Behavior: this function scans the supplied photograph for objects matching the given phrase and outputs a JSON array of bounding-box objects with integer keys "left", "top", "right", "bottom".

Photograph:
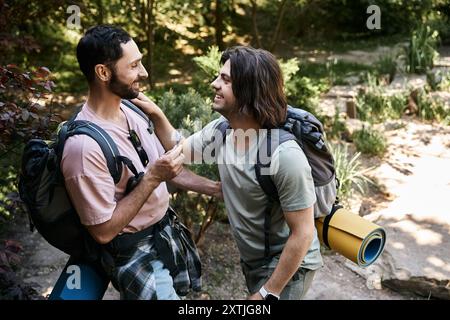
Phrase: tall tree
[
  {"left": 143, "top": 0, "right": 155, "bottom": 88},
  {"left": 270, "top": 0, "right": 288, "bottom": 52},
  {"left": 250, "top": 0, "right": 262, "bottom": 48},
  {"left": 95, "top": 0, "right": 105, "bottom": 25},
  {"left": 249, "top": 0, "right": 289, "bottom": 52},
  {"left": 214, "top": 0, "right": 225, "bottom": 50}
]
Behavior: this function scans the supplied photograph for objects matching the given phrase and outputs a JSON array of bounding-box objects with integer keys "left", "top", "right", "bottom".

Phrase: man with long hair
[{"left": 134, "top": 46, "right": 323, "bottom": 300}]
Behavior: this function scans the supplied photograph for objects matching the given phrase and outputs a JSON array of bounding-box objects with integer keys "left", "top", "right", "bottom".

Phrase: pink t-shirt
[{"left": 61, "top": 102, "right": 169, "bottom": 233}]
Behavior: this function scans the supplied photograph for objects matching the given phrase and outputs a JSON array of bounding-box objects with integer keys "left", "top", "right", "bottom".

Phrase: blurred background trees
[{"left": 1, "top": 0, "right": 449, "bottom": 245}]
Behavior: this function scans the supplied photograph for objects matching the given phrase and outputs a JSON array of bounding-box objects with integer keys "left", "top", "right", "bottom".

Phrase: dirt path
[{"left": 10, "top": 115, "right": 449, "bottom": 300}]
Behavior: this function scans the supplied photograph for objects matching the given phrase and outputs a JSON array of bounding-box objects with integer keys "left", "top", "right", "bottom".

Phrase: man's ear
[{"left": 94, "top": 64, "right": 112, "bottom": 82}]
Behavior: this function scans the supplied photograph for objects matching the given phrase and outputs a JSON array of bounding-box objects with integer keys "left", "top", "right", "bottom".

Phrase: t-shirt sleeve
[
  {"left": 184, "top": 116, "right": 226, "bottom": 164},
  {"left": 270, "top": 141, "right": 317, "bottom": 212},
  {"left": 61, "top": 135, "right": 116, "bottom": 226}
]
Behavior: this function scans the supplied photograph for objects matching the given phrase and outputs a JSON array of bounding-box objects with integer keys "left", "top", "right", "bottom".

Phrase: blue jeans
[{"left": 151, "top": 259, "right": 180, "bottom": 300}]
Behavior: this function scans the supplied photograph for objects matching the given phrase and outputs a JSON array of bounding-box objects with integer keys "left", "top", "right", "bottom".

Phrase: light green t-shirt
[{"left": 186, "top": 117, "right": 323, "bottom": 270}]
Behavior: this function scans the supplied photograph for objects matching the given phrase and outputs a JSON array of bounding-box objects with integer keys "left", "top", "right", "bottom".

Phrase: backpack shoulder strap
[
  {"left": 60, "top": 120, "right": 123, "bottom": 184},
  {"left": 215, "top": 118, "right": 231, "bottom": 143},
  {"left": 255, "top": 129, "right": 297, "bottom": 202},
  {"left": 254, "top": 129, "right": 297, "bottom": 262},
  {"left": 121, "top": 99, "right": 154, "bottom": 134}
]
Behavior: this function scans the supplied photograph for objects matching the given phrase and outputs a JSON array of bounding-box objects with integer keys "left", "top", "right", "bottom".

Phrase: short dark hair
[
  {"left": 76, "top": 25, "right": 131, "bottom": 83},
  {"left": 221, "top": 46, "right": 287, "bottom": 128}
]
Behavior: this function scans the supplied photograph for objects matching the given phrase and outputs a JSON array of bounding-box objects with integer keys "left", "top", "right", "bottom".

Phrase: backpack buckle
[{"left": 284, "top": 118, "right": 295, "bottom": 132}]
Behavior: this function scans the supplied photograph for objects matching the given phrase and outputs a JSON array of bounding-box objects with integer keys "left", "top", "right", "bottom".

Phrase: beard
[{"left": 108, "top": 69, "right": 142, "bottom": 100}]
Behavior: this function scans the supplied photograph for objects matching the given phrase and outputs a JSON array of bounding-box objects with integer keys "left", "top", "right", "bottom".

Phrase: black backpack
[
  {"left": 18, "top": 100, "right": 153, "bottom": 261},
  {"left": 216, "top": 105, "right": 341, "bottom": 258}
]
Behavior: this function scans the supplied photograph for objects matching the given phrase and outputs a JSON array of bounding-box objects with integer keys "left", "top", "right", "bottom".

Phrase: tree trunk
[
  {"left": 270, "top": 0, "right": 288, "bottom": 52},
  {"left": 145, "top": 0, "right": 155, "bottom": 89},
  {"left": 96, "top": 0, "right": 104, "bottom": 25},
  {"left": 214, "top": 0, "right": 225, "bottom": 50},
  {"left": 195, "top": 197, "right": 218, "bottom": 246},
  {"left": 250, "top": 0, "right": 262, "bottom": 48}
]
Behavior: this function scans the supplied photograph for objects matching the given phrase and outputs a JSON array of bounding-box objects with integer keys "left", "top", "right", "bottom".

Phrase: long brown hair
[{"left": 221, "top": 46, "right": 287, "bottom": 128}]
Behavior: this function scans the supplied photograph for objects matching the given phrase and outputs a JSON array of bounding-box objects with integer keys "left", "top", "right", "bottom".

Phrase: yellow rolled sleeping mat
[{"left": 315, "top": 207, "right": 387, "bottom": 267}]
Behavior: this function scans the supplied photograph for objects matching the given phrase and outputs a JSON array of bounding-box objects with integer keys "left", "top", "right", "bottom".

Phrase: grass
[{"left": 299, "top": 60, "right": 374, "bottom": 86}]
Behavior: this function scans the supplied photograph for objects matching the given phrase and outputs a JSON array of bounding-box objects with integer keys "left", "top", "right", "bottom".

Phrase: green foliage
[
  {"left": 405, "top": 25, "right": 440, "bottom": 74},
  {"left": 352, "top": 126, "right": 387, "bottom": 157},
  {"left": 0, "top": 156, "right": 22, "bottom": 227},
  {"left": 374, "top": 55, "right": 398, "bottom": 83},
  {"left": 415, "top": 90, "right": 450, "bottom": 122},
  {"left": 323, "top": 107, "right": 347, "bottom": 140},
  {"left": 155, "top": 87, "right": 225, "bottom": 241},
  {"left": 328, "top": 143, "right": 373, "bottom": 202},
  {"left": 193, "top": 46, "right": 222, "bottom": 81},
  {"left": 191, "top": 46, "right": 224, "bottom": 98},
  {"left": 427, "top": 70, "right": 450, "bottom": 92},
  {"left": 294, "top": 0, "right": 441, "bottom": 38},
  {"left": 356, "top": 73, "right": 407, "bottom": 123},
  {"left": 280, "top": 57, "right": 325, "bottom": 112},
  {"left": 279, "top": 57, "right": 300, "bottom": 95},
  {"left": 157, "top": 88, "right": 220, "bottom": 180},
  {"left": 299, "top": 61, "right": 373, "bottom": 86}
]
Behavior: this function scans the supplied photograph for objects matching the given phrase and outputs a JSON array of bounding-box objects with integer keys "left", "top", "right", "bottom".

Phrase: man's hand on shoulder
[{"left": 131, "top": 92, "right": 160, "bottom": 116}]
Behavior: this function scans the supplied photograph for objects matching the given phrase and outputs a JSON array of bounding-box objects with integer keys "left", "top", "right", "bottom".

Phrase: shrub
[
  {"left": 279, "top": 57, "right": 300, "bottom": 96},
  {"left": 427, "top": 69, "right": 450, "bottom": 91},
  {"left": 286, "top": 76, "right": 325, "bottom": 114},
  {"left": 0, "top": 64, "right": 58, "bottom": 150},
  {"left": 155, "top": 88, "right": 225, "bottom": 244},
  {"left": 353, "top": 126, "right": 387, "bottom": 157},
  {"left": 374, "top": 55, "right": 398, "bottom": 84},
  {"left": 193, "top": 46, "right": 222, "bottom": 82},
  {"left": 405, "top": 25, "right": 440, "bottom": 74},
  {"left": 323, "top": 107, "right": 347, "bottom": 140},
  {"left": 328, "top": 143, "right": 373, "bottom": 203},
  {"left": 356, "top": 73, "right": 407, "bottom": 122},
  {"left": 415, "top": 90, "right": 449, "bottom": 122},
  {"left": 0, "top": 64, "right": 58, "bottom": 227},
  {"left": 0, "top": 240, "right": 43, "bottom": 300}
]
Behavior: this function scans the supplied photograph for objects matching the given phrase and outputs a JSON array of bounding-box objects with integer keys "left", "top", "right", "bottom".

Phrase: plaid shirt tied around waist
[{"left": 103, "top": 208, "right": 202, "bottom": 299}]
